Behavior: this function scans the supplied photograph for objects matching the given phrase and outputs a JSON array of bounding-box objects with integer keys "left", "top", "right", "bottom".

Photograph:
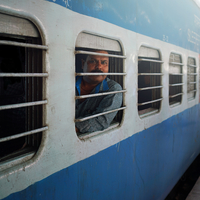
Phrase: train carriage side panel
[{"left": 0, "top": 0, "right": 200, "bottom": 199}]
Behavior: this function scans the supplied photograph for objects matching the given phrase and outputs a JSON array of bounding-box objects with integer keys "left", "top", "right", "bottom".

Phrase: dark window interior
[
  {"left": 0, "top": 35, "right": 43, "bottom": 160},
  {"left": 169, "top": 53, "right": 182, "bottom": 105},
  {"left": 138, "top": 57, "right": 162, "bottom": 114}
]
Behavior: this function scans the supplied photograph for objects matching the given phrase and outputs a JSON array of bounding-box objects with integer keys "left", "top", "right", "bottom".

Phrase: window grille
[
  {"left": 187, "top": 57, "right": 197, "bottom": 100},
  {"left": 0, "top": 13, "right": 48, "bottom": 168},
  {"left": 169, "top": 53, "right": 183, "bottom": 106},
  {"left": 138, "top": 46, "right": 163, "bottom": 118},
  {"left": 75, "top": 32, "right": 126, "bottom": 137}
]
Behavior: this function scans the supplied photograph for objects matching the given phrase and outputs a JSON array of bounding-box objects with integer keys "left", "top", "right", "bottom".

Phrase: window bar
[
  {"left": 169, "top": 93, "right": 183, "bottom": 98},
  {"left": 169, "top": 73, "right": 183, "bottom": 75},
  {"left": 189, "top": 82, "right": 197, "bottom": 84},
  {"left": 169, "top": 62, "right": 184, "bottom": 66},
  {"left": 188, "top": 64, "right": 197, "bottom": 67},
  {"left": 0, "top": 40, "right": 48, "bottom": 50},
  {"left": 75, "top": 50, "right": 126, "bottom": 59},
  {"left": 138, "top": 73, "right": 163, "bottom": 76},
  {"left": 0, "top": 73, "right": 48, "bottom": 77},
  {"left": 138, "top": 98, "right": 163, "bottom": 106},
  {"left": 188, "top": 73, "right": 198, "bottom": 75},
  {"left": 75, "top": 107, "right": 126, "bottom": 122},
  {"left": 76, "top": 90, "right": 126, "bottom": 99},
  {"left": 138, "top": 86, "right": 163, "bottom": 91},
  {"left": 188, "top": 90, "right": 197, "bottom": 93},
  {"left": 169, "top": 83, "right": 184, "bottom": 86},
  {"left": 76, "top": 72, "right": 126, "bottom": 76},
  {"left": 138, "top": 58, "right": 164, "bottom": 63},
  {"left": 0, "top": 127, "right": 48, "bottom": 143},
  {"left": 0, "top": 100, "right": 47, "bottom": 111}
]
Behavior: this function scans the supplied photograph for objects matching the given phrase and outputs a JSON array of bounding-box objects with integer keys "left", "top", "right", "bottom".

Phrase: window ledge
[
  {"left": 139, "top": 108, "right": 159, "bottom": 118},
  {"left": 0, "top": 148, "right": 35, "bottom": 171},
  {"left": 169, "top": 102, "right": 181, "bottom": 108},
  {"left": 78, "top": 122, "right": 119, "bottom": 140}
]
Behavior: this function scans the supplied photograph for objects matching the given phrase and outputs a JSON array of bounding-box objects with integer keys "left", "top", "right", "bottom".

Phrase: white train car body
[{"left": 0, "top": 0, "right": 200, "bottom": 199}]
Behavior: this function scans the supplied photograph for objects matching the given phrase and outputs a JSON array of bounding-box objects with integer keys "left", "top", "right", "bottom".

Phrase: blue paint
[
  {"left": 46, "top": 0, "right": 200, "bottom": 53},
  {"left": 4, "top": 104, "right": 200, "bottom": 200}
]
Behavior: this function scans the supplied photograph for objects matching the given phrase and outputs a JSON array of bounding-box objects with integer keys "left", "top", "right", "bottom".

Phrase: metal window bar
[
  {"left": 188, "top": 73, "right": 198, "bottom": 75},
  {"left": 0, "top": 73, "right": 48, "bottom": 77},
  {"left": 75, "top": 107, "right": 126, "bottom": 122},
  {"left": 169, "top": 93, "right": 183, "bottom": 98},
  {"left": 189, "top": 82, "right": 197, "bottom": 84},
  {"left": 169, "top": 62, "right": 184, "bottom": 66},
  {"left": 169, "top": 83, "right": 184, "bottom": 86},
  {"left": 0, "top": 127, "right": 48, "bottom": 143},
  {"left": 0, "top": 40, "right": 48, "bottom": 50},
  {"left": 76, "top": 73, "right": 126, "bottom": 76},
  {"left": 76, "top": 90, "right": 126, "bottom": 99},
  {"left": 169, "top": 73, "right": 183, "bottom": 75},
  {"left": 75, "top": 50, "right": 126, "bottom": 59},
  {"left": 188, "top": 64, "right": 197, "bottom": 67},
  {"left": 138, "top": 98, "right": 163, "bottom": 106},
  {"left": 138, "top": 58, "right": 164, "bottom": 63},
  {"left": 0, "top": 100, "right": 47, "bottom": 111},
  {"left": 138, "top": 86, "right": 163, "bottom": 91},
  {"left": 188, "top": 90, "right": 197, "bottom": 93},
  {"left": 138, "top": 73, "right": 163, "bottom": 76}
]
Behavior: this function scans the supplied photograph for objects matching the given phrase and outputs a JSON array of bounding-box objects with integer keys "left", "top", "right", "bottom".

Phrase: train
[{"left": 1, "top": 0, "right": 200, "bottom": 199}]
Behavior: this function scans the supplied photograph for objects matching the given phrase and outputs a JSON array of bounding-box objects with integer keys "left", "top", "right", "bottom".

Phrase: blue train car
[{"left": 0, "top": 0, "right": 200, "bottom": 199}]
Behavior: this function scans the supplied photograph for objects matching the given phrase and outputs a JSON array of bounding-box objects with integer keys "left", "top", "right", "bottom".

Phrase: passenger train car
[{"left": 0, "top": 0, "right": 200, "bottom": 199}]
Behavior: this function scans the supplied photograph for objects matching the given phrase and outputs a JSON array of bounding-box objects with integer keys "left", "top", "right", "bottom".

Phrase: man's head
[{"left": 82, "top": 50, "right": 109, "bottom": 85}]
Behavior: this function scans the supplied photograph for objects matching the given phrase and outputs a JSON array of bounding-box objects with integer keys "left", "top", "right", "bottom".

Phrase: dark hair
[{"left": 75, "top": 48, "right": 109, "bottom": 72}]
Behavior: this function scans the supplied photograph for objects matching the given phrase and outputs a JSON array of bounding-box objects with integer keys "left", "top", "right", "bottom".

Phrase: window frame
[
  {"left": 0, "top": 13, "right": 48, "bottom": 170},
  {"left": 187, "top": 57, "right": 197, "bottom": 101},
  {"left": 137, "top": 45, "right": 163, "bottom": 118},
  {"left": 168, "top": 52, "right": 184, "bottom": 107},
  {"left": 75, "top": 31, "right": 126, "bottom": 139}
]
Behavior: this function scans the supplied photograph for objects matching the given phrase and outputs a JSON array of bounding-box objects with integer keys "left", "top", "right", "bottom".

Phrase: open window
[
  {"left": 75, "top": 32, "right": 126, "bottom": 138},
  {"left": 187, "top": 57, "right": 197, "bottom": 100},
  {"left": 169, "top": 53, "right": 183, "bottom": 106},
  {"left": 0, "top": 13, "right": 48, "bottom": 169},
  {"left": 137, "top": 46, "right": 163, "bottom": 118}
]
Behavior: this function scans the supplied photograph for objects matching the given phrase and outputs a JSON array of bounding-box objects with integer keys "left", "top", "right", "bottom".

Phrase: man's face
[{"left": 82, "top": 51, "right": 109, "bottom": 84}]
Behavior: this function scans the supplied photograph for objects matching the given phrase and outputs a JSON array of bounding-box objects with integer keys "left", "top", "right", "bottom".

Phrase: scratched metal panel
[
  {"left": 76, "top": 32, "right": 121, "bottom": 52},
  {"left": 0, "top": 13, "right": 39, "bottom": 37}
]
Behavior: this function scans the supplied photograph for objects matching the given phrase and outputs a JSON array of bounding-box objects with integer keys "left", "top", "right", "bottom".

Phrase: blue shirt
[{"left": 75, "top": 77, "right": 122, "bottom": 134}]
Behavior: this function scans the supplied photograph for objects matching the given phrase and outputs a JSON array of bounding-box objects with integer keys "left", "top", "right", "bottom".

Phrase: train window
[
  {"left": 187, "top": 57, "right": 197, "bottom": 100},
  {"left": 138, "top": 46, "right": 163, "bottom": 118},
  {"left": 75, "top": 32, "right": 126, "bottom": 138},
  {"left": 0, "top": 13, "right": 48, "bottom": 169},
  {"left": 169, "top": 53, "right": 183, "bottom": 106}
]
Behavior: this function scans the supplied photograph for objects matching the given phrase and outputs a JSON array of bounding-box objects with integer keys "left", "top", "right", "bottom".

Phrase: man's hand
[{"left": 75, "top": 127, "right": 79, "bottom": 133}]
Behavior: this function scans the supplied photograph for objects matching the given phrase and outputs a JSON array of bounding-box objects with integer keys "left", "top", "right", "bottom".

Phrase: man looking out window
[{"left": 75, "top": 50, "right": 122, "bottom": 135}]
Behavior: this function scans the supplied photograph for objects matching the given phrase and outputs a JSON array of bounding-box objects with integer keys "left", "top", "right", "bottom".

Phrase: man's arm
[{"left": 75, "top": 83, "right": 122, "bottom": 134}]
